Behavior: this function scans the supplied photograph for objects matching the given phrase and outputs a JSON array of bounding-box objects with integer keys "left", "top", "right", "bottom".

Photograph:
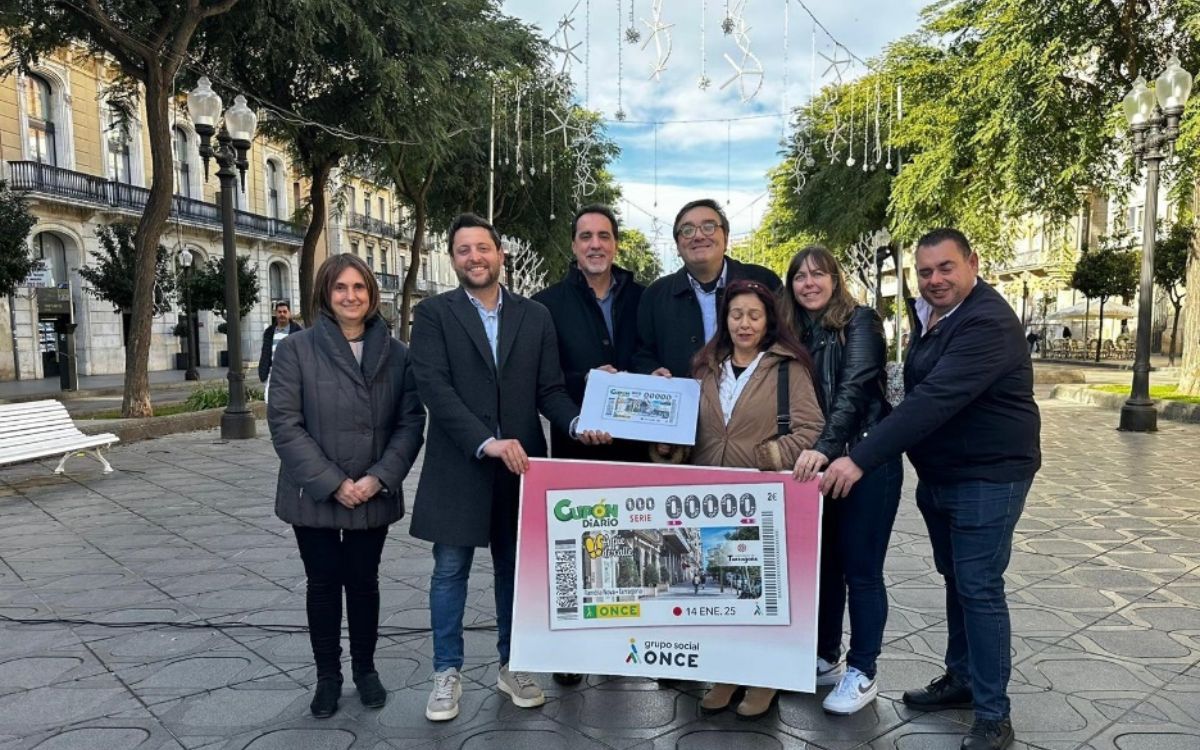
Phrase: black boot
[
  {"left": 354, "top": 670, "right": 387, "bottom": 709},
  {"left": 961, "top": 717, "right": 1014, "bottom": 750},
  {"left": 310, "top": 676, "right": 343, "bottom": 718},
  {"left": 902, "top": 673, "right": 973, "bottom": 710}
]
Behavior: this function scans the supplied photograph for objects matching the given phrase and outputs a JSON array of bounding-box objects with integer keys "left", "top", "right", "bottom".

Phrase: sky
[{"left": 502, "top": 0, "right": 928, "bottom": 272}]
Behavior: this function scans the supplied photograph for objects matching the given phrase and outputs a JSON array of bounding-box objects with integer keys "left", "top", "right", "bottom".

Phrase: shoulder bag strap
[{"left": 776, "top": 359, "right": 791, "bottom": 438}]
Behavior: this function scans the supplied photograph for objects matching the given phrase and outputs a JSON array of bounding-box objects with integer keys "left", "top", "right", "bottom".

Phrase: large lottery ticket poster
[{"left": 510, "top": 459, "right": 822, "bottom": 692}]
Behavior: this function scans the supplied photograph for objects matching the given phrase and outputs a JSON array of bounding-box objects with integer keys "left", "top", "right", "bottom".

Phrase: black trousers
[{"left": 293, "top": 525, "right": 389, "bottom": 680}]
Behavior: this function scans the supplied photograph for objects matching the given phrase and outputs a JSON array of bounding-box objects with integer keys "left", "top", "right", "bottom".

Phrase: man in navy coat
[{"left": 822, "top": 228, "right": 1040, "bottom": 750}]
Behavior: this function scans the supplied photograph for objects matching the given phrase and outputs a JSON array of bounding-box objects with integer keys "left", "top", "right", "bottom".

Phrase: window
[
  {"left": 378, "top": 196, "right": 385, "bottom": 221},
  {"left": 269, "top": 263, "right": 287, "bottom": 303},
  {"left": 172, "top": 127, "right": 191, "bottom": 198},
  {"left": 346, "top": 186, "right": 356, "bottom": 218},
  {"left": 364, "top": 193, "right": 372, "bottom": 219},
  {"left": 293, "top": 182, "right": 302, "bottom": 213},
  {"left": 366, "top": 244, "right": 375, "bottom": 271},
  {"left": 106, "top": 107, "right": 132, "bottom": 184},
  {"left": 25, "top": 75, "right": 57, "bottom": 165},
  {"left": 33, "top": 233, "right": 68, "bottom": 287},
  {"left": 350, "top": 241, "right": 359, "bottom": 257},
  {"left": 266, "top": 160, "right": 282, "bottom": 219},
  {"left": 380, "top": 245, "right": 388, "bottom": 276}
]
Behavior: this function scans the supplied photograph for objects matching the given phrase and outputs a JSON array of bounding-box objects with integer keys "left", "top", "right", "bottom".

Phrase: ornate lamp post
[
  {"left": 178, "top": 247, "right": 200, "bottom": 381},
  {"left": 1118, "top": 58, "right": 1193, "bottom": 432},
  {"left": 187, "top": 77, "right": 258, "bottom": 439}
]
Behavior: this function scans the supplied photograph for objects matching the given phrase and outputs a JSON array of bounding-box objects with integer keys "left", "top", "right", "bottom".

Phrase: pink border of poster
[{"left": 510, "top": 459, "right": 822, "bottom": 692}]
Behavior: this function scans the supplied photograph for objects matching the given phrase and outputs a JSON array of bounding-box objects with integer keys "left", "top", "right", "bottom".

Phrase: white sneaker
[
  {"left": 425, "top": 668, "right": 462, "bottom": 721},
  {"left": 822, "top": 667, "right": 877, "bottom": 715},
  {"left": 497, "top": 664, "right": 546, "bottom": 708},
  {"left": 816, "top": 655, "right": 845, "bottom": 687}
]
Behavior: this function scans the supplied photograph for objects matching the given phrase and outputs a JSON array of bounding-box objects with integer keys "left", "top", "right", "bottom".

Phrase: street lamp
[
  {"left": 186, "top": 76, "right": 258, "bottom": 439},
  {"left": 178, "top": 247, "right": 199, "bottom": 382},
  {"left": 1119, "top": 57, "right": 1193, "bottom": 433}
]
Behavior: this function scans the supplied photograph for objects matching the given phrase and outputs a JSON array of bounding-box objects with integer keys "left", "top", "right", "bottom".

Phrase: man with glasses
[{"left": 633, "top": 198, "right": 780, "bottom": 378}]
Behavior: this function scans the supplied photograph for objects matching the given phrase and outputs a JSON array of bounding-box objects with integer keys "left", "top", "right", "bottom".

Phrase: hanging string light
[
  {"left": 616, "top": 0, "right": 627, "bottom": 119},
  {"left": 845, "top": 82, "right": 856, "bottom": 168},
  {"left": 625, "top": 0, "right": 641, "bottom": 44},
  {"left": 698, "top": 0, "right": 711, "bottom": 90},
  {"left": 721, "top": 0, "right": 734, "bottom": 34}
]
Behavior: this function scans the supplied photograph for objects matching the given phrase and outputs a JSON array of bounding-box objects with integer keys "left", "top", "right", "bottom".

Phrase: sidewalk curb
[
  {"left": 2, "top": 377, "right": 227, "bottom": 405},
  {"left": 76, "top": 402, "right": 267, "bottom": 443},
  {"left": 1050, "top": 384, "right": 1200, "bottom": 424}
]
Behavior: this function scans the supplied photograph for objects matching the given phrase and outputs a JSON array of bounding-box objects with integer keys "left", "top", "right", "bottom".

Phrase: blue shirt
[
  {"left": 465, "top": 288, "right": 502, "bottom": 364},
  {"left": 594, "top": 274, "right": 621, "bottom": 340},
  {"left": 687, "top": 261, "right": 729, "bottom": 343}
]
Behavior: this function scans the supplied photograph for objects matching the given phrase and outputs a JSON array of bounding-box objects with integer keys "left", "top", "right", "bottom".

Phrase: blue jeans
[
  {"left": 916, "top": 478, "right": 1032, "bottom": 721},
  {"left": 817, "top": 456, "right": 903, "bottom": 679},
  {"left": 430, "top": 484, "right": 519, "bottom": 672}
]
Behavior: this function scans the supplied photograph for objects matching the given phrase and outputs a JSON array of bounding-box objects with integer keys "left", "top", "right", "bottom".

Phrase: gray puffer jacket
[{"left": 268, "top": 313, "right": 425, "bottom": 529}]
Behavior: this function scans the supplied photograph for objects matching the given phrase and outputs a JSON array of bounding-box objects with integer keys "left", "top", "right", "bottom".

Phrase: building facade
[{"left": 0, "top": 50, "right": 306, "bottom": 382}]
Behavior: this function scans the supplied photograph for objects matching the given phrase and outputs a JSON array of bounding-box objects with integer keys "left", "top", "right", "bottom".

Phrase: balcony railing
[
  {"left": 377, "top": 272, "right": 400, "bottom": 291},
  {"left": 9, "top": 160, "right": 305, "bottom": 245},
  {"left": 348, "top": 211, "right": 400, "bottom": 238}
]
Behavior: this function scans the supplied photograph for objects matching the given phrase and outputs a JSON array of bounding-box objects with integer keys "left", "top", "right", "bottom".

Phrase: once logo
[{"left": 584, "top": 603, "right": 641, "bottom": 620}]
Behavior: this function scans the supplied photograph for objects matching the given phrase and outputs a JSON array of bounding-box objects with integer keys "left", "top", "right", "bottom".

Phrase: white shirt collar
[{"left": 915, "top": 278, "right": 978, "bottom": 336}]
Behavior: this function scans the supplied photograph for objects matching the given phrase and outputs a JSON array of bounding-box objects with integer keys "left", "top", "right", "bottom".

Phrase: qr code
[{"left": 554, "top": 540, "right": 578, "bottom": 617}]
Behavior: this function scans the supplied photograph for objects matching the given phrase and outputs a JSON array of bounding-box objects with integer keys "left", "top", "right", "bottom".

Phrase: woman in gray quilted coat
[{"left": 268, "top": 253, "right": 425, "bottom": 718}]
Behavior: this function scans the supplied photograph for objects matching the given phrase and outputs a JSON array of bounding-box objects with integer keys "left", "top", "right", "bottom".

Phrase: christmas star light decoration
[
  {"left": 641, "top": 0, "right": 673, "bottom": 81},
  {"left": 719, "top": 1, "right": 763, "bottom": 102},
  {"left": 548, "top": 2, "right": 584, "bottom": 77}
]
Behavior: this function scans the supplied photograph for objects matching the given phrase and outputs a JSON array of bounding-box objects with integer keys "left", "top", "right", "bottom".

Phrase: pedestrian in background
[
  {"left": 258, "top": 300, "right": 302, "bottom": 402},
  {"left": 268, "top": 253, "right": 426, "bottom": 719},
  {"left": 785, "top": 245, "right": 902, "bottom": 716}
]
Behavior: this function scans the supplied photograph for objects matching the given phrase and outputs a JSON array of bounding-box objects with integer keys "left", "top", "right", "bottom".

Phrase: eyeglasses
[{"left": 676, "top": 220, "right": 721, "bottom": 239}]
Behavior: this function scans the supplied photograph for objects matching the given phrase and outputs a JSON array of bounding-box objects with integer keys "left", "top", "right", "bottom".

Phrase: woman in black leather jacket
[{"left": 782, "top": 245, "right": 903, "bottom": 716}]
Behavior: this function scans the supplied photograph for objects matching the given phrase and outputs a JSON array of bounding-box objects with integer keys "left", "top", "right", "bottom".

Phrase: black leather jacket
[{"left": 800, "top": 305, "right": 891, "bottom": 460}]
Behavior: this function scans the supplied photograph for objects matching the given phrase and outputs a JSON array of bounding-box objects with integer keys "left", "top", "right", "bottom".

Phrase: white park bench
[{"left": 0, "top": 399, "right": 118, "bottom": 474}]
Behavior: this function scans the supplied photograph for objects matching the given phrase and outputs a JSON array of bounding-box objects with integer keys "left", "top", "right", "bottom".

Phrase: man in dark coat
[
  {"left": 531, "top": 203, "right": 645, "bottom": 687},
  {"left": 409, "top": 212, "right": 610, "bottom": 722},
  {"left": 821, "top": 228, "right": 1041, "bottom": 750},
  {"left": 532, "top": 203, "right": 645, "bottom": 463},
  {"left": 633, "top": 198, "right": 780, "bottom": 378}
]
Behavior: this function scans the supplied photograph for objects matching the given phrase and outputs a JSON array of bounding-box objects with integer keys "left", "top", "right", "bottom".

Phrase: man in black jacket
[
  {"left": 632, "top": 198, "right": 780, "bottom": 377},
  {"left": 533, "top": 204, "right": 645, "bottom": 464},
  {"left": 259, "top": 301, "right": 303, "bottom": 396},
  {"left": 532, "top": 203, "right": 645, "bottom": 688},
  {"left": 821, "top": 228, "right": 1040, "bottom": 750}
]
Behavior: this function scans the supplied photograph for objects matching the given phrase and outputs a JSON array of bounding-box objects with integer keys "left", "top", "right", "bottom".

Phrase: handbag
[{"left": 753, "top": 360, "right": 792, "bottom": 471}]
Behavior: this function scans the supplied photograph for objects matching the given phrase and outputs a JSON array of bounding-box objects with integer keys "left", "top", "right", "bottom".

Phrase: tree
[
  {"left": 1155, "top": 222, "right": 1192, "bottom": 366},
  {"left": 1, "top": 0, "right": 242, "bottom": 416},
  {"left": 616, "top": 228, "right": 663, "bottom": 286},
  {"left": 360, "top": 1, "right": 546, "bottom": 337},
  {"left": 181, "top": 255, "right": 259, "bottom": 329},
  {"left": 78, "top": 224, "right": 175, "bottom": 315},
  {"left": 0, "top": 181, "right": 38, "bottom": 296},
  {"left": 196, "top": 0, "right": 398, "bottom": 319},
  {"left": 1069, "top": 240, "right": 1139, "bottom": 362}
]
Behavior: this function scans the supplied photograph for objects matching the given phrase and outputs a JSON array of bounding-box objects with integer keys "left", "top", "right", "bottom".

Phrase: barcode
[
  {"left": 554, "top": 539, "right": 579, "bottom": 619},
  {"left": 761, "top": 510, "right": 779, "bottom": 616}
]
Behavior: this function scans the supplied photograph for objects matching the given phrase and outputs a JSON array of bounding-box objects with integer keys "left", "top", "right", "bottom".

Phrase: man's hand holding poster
[{"left": 511, "top": 459, "right": 822, "bottom": 692}]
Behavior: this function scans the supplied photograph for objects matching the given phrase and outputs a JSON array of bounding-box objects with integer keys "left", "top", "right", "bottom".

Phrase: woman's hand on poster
[{"left": 792, "top": 449, "right": 830, "bottom": 483}]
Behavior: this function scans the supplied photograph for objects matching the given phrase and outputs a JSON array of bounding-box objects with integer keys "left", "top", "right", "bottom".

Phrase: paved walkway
[{"left": 1, "top": 396, "right": 1198, "bottom": 749}]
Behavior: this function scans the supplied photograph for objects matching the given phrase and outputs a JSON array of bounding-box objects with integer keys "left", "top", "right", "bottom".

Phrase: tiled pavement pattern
[{"left": 1, "top": 396, "right": 1198, "bottom": 749}]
